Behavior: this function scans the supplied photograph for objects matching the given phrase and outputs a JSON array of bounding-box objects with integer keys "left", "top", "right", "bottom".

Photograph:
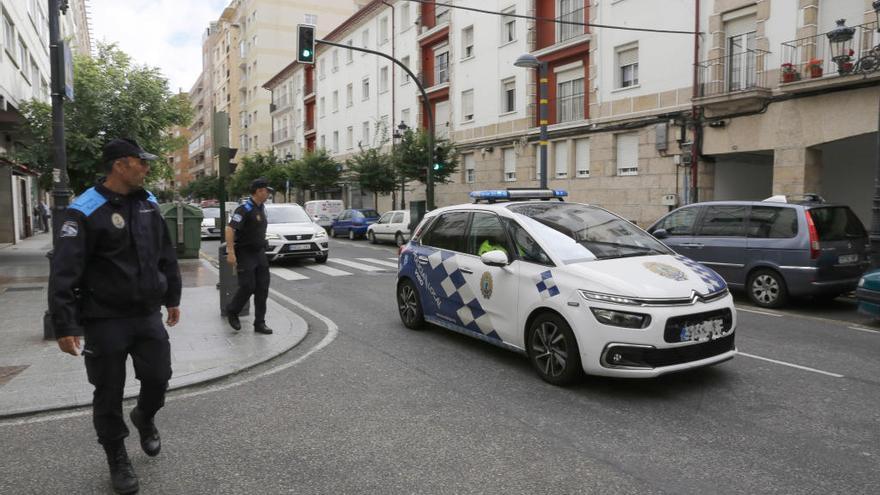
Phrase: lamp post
[
  {"left": 393, "top": 120, "right": 410, "bottom": 209},
  {"left": 515, "top": 53, "right": 549, "bottom": 190},
  {"left": 285, "top": 152, "right": 293, "bottom": 202},
  {"left": 827, "top": 19, "right": 856, "bottom": 75}
]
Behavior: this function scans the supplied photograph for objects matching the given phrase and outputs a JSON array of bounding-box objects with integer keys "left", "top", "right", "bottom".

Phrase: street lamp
[
  {"left": 827, "top": 19, "right": 856, "bottom": 74},
  {"left": 515, "top": 53, "right": 548, "bottom": 189},
  {"left": 393, "top": 120, "right": 410, "bottom": 209}
]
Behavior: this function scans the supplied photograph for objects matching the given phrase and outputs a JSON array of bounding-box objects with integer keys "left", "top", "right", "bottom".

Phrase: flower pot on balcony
[
  {"left": 809, "top": 66, "right": 823, "bottom": 78},
  {"left": 782, "top": 71, "right": 799, "bottom": 83}
]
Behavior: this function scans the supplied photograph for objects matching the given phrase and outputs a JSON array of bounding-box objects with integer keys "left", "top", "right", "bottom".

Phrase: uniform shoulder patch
[
  {"left": 243, "top": 201, "right": 254, "bottom": 212},
  {"left": 231, "top": 213, "right": 243, "bottom": 223},
  {"left": 145, "top": 190, "right": 159, "bottom": 204},
  {"left": 60, "top": 220, "right": 79, "bottom": 238},
  {"left": 68, "top": 187, "right": 107, "bottom": 217}
]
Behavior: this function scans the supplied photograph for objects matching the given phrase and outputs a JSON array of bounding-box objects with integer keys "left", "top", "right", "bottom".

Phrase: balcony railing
[
  {"left": 557, "top": 6, "right": 586, "bottom": 43},
  {"left": 696, "top": 48, "right": 770, "bottom": 98},
  {"left": 780, "top": 20, "right": 880, "bottom": 82},
  {"left": 556, "top": 92, "right": 585, "bottom": 123}
]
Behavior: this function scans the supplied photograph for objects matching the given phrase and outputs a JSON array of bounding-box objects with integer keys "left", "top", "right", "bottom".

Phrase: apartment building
[{"left": 0, "top": 0, "right": 90, "bottom": 243}]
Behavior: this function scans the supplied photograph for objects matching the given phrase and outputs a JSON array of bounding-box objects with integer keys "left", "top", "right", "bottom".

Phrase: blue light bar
[
  {"left": 470, "top": 189, "right": 568, "bottom": 203},
  {"left": 469, "top": 190, "right": 510, "bottom": 200}
]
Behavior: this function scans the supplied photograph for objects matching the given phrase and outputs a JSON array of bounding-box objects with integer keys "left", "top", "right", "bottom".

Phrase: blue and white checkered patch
[
  {"left": 674, "top": 255, "right": 727, "bottom": 293},
  {"left": 535, "top": 270, "right": 560, "bottom": 298},
  {"left": 425, "top": 249, "right": 499, "bottom": 340}
]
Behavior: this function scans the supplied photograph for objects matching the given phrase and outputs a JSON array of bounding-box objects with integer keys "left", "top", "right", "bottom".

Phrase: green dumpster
[{"left": 159, "top": 202, "right": 203, "bottom": 259}]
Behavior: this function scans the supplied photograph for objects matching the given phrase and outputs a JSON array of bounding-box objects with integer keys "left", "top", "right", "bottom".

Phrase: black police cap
[
  {"left": 250, "top": 177, "right": 274, "bottom": 194},
  {"left": 102, "top": 138, "right": 158, "bottom": 164}
]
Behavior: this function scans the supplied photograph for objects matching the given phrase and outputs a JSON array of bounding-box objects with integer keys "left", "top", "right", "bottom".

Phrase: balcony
[
  {"left": 694, "top": 48, "right": 771, "bottom": 115},
  {"left": 779, "top": 20, "right": 880, "bottom": 93}
]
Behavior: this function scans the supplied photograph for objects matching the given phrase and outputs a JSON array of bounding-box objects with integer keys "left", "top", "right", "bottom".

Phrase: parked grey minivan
[{"left": 647, "top": 198, "right": 870, "bottom": 308}]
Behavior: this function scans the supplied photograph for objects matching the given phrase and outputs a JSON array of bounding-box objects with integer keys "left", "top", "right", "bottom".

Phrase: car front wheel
[
  {"left": 395, "top": 232, "right": 405, "bottom": 246},
  {"left": 349, "top": 229, "right": 357, "bottom": 240},
  {"left": 397, "top": 279, "right": 425, "bottom": 330},
  {"left": 314, "top": 253, "right": 328, "bottom": 263},
  {"left": 368, "top": 231, "right": 377, "bottom": 244},
  {"left": 527, "top": 313, "right": 582, "bottom": 386},
  {"left": 747, "top": 268, "right": 788, "bottom": 308}
]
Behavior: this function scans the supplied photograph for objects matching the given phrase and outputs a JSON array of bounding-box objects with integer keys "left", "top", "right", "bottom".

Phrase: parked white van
[{"left": 304, "top": 200, "right": 344, "bottom": 230}]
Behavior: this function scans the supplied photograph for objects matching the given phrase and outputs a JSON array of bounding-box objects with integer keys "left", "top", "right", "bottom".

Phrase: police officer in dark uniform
[
  {"left": 50, "top": 138, "right": 181, "bottom": 495},
  {"left": 224, "top": 177, "right": 273, "bottom": 334}
]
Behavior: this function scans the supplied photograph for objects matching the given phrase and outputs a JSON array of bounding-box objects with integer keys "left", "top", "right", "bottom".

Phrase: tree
[
  {"left": 13, "top": 43, "right": 191, "bottom": 194},
  {"left": 393, "top": 128, "right": 458, "bottom": 184},
  {"left": 347, "top": 146, "right": 398, "bottom": 209},
  {"left": 180, "top": 175, "right": 221, "bottom": 201},
  {"left": 226, "top": 151, "right": 285, "bottom": 198},
  {"left": 291, "top": 150, "right": 341, "bottom": 196}
]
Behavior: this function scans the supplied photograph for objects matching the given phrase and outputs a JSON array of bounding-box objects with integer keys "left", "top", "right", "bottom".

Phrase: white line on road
[
  {"left": 356, "top": 257, "right": 399, "bottom": 268},
  {"left": 270, "top": 267, "right": 309, "bottom": 281},
  {"left": 328, "top": 258, "right": 385, "bottom": 272},
  {"left": 847, "top": 325, "right": 880, "bottom": 335},
  {"left": 738, "top": 352, "right": 844, "bottom": 378},
  {"left": 304, "top": 264, "right": 351, "bottom": 277},
  {"left": 735, "top": 307, "right": 783, "bottom": 317},
  {"left": 386, "top": 257, "right": 398, "bottom": 261}
]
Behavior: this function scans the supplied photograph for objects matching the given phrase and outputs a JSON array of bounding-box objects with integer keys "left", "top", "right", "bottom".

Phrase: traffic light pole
[
  {"left": 315, "top": 39, "right": 435, "bottom": 210},
  {"left": 48, "top": 0, "right": 71, "bottom": 242}
]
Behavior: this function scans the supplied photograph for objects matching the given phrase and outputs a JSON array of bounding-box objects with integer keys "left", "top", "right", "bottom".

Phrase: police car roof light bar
[{"left": 469, "top": 189, "right": 567, "bottom": 204}]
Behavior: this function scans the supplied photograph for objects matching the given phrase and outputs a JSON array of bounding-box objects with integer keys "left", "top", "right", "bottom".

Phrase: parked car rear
[
  {"left": 331, "top": 208, "right": 381, "bottom": 239},
  {"left": 648, "top": 198, "right": 869, "bottom": 308}
]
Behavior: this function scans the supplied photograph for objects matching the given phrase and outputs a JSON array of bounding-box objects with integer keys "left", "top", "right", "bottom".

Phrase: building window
[
  {"left": 501, "top": 78, "right": 515, "bottom": 113},
  {"left": 320, "top": 135, "right": 326, "bottom": 150},
  {"left": 434, "top": 49, "right": 449, "bottom": 85},
  {"left": 401, "top": 55, "right": 411, "bottom": 84},
  {"left": 332, "top": 50, "right": 338, "bottom": 72},
  {"left": 401, "top": 108, "right": 410, "bottom": 126},
  {"left": 319, "top": 60, "right": 325, "bottom": 79},
  {"left": 18, "top": 38, "right": 28, "bottom": 76},
  {"left": 575, "top": 138, "right": 590, "bottom": 178},
  {"left": 379, "top": 17, "right": 389, "bottom": 44},
  {"left": 503, "top": 148, "right": 516, "bottom": 182},
  {"left": 501, "top": 8, "right": 516, "bottom": 44},
  {"left": 462, "top": 26, "right": 474, "bottom": 59},
  {"left": 346, "top": 126, "right": 353, "bottom": 149},
  {"left": 332, "top": 131, "right": 339, "bottom": 153},
  {"left": 436, "top": 3, "right": 450, "bottom": 25},
  {"left": 319, "top": 97, "right": 325, "bottom": 117},
  {"left": 346, "top": 40, "right": 353, "bottom": 63},
  {"left": 362, "top": 77, "right": 370, "bottom": 100},
  {"left": 346, "top": 83, "right": 353, "bottom": 107},
  {"left": 617, "top": 44, "right": 639, "bottom": 88},
  {"left": 30, "top": 58, "right": 39, "bottom": 88},
  {"left": 556, "top": 71, "right": 584, "bottom": 123},
  {"left": 362, "top": 121, "right": 370, "bottom": 146},
  {"left": 332, "top": 90, "right": 339, "bottom": 112},
  {"left": 461, "top": 89, "right": 474, "bottom": 122},
  {"left": 616, "top": 132, "right": 639, "bottom": 176},
  {"left": 362, "top": 29, "right": 370, "bottom": 51},
  {"left": 554, "top": 140, "right": 568, "bottom": 178},
  {"left": 400, "top": 3, "right": 410, "bottom": 30},
  {"left": 3, "top": 14, "right": 15, "bottom": 60},
  {"left": 557, "top": 0, "right": 585, "bottom": 42},
  {"left": 380, "top": 66, "right": 389, "bottom": 93},
  {"left": 535, "top": 145, "right": 544, "bottom": 180},
  {"left": 464, "top": 153, "right": 475, "bottom": 184}
]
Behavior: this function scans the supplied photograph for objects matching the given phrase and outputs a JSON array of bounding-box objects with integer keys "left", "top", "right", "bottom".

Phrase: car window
[
  {"left": 378, "top": 212, "right": 392, "bottom": 224},
  {"left": 352, "top": 211, "right": 364, "bottom": 219},
  {"left": 360, "top": 209, "right": 379, "bottom": 218},
  {"left": 202, "top": 208, "right": 220, "bottom": 219},
  {"left": 265, "top": 205, "right": 312, "bottom": 224},
  {"left": 654, "top": 207, "right": 700, "bottom": 235},
  {"left": 339, "top": 211, "right": 350, "bottom": 221},
  {"left": 502, "top": 217, "right": 553, "bottom": 265},
  {"left": 697, "top": 205, "right": 747, "bottom": 237},
  {"left": 747, "top": 206, "right": 798, "bottom": 238},
  {"left": 420, "top": 212, "right": 469, "bottom": 253},
  {"left": 809, "top": 206, "right": 867, "bottom": 241},
  {"left": 466, "top": 212, "right": 512, "bottom": 256},
  {"left": 392, "top": 212, "right": 404, "bottom": 224}
]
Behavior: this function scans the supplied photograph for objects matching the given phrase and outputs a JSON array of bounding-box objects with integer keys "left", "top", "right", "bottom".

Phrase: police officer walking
[
  {"left": 224, "top": 178, "right": 273, "bottom": 334},
  {"left": 50, "top": 138, "right": 182, "bottom": 494}
]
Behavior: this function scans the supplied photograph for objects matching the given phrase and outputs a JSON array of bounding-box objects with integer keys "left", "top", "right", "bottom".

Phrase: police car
[{"left": 396, "top": 189, "right": 737, "bottom": 385}]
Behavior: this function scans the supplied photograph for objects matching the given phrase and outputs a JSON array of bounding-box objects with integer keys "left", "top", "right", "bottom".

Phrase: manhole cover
[{"left": 0, "top": 365, "right": 29, "bottom": 386}]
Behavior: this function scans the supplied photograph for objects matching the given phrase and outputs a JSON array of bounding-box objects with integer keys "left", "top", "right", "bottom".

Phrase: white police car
[{"left": 396, "top": 189, "right": 737, "bottom": 385}]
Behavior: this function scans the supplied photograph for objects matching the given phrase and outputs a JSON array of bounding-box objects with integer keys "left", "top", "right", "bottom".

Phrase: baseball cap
[
  {"left": 250, "top": 177, "right": 274, "bottom": 194},
  {"left": 102, "top": 138, "right": 159, "bottom": 164}
]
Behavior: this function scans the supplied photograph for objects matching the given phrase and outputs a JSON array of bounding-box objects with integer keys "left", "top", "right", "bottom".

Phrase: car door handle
[
  {"left": 459, "top": 268, "right": 474, "bottom": 274},
  {"left": 680, "top": 243, "right": 704, "bottom": 248},
  {"left": 417, "top": 255, "right": 429, "bottom": 264}
]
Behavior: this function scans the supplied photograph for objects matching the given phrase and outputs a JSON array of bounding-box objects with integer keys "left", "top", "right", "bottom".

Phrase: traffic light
[
  {"left": 297, "top": 24, "right": 316, "bottom": 64},
  {"left": 432, "top": 146, "right": 444, "bottom": 173}
]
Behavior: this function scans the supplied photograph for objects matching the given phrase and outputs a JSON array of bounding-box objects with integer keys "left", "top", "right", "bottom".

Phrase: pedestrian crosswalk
[{"left": 268, "top": 257, "right": 398, "bottom": 282}]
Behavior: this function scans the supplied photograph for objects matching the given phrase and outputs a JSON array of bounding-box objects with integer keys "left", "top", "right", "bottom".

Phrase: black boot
[
  {"left": 254, "top": 322, "right": 273, "bottom": 334},
  {"left": 227, "top": 313, "right": 241, "bottom": 331},
  {"left": 103, "top": 441, "right": 139, "bottom": 494},
  {"left": 129, "top": 407, "right": 161, "bottom": 457}
]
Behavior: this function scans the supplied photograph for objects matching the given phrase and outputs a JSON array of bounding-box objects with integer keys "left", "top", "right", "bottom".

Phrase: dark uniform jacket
[
  {"left": 228, "top": 198, "right": 268, "bottom": 252},
  {"left": 49, "top": 183, "right": 182, "bottom": 338}
]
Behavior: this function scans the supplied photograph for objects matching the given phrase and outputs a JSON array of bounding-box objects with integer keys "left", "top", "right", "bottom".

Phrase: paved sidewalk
[{"left": 0, "top": 233, "right": 308, "bottom": 417}]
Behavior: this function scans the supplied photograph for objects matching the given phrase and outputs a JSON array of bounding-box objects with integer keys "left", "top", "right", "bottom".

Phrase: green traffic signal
[
  {"left": 433, "top": 163, "right": 441, "bottom": 171},
  {"left": 302, "top": 49, "right": 312, "bottom": 58}
]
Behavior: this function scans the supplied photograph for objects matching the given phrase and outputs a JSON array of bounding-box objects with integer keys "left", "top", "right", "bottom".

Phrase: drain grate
[{"left": 4, "top": 286, "right": 44, "bottom": 292}]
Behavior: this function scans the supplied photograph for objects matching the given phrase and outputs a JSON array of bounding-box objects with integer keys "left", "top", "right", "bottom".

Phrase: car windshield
[
  {"left": 202, "top": 208, "right": 220, "bottom": 219},
  {"left": 266, "top": 205, "right": 312, "bottom": 224},
  {"left": 359, "top": 209, "right": 379, "bottom": 218},
  {"left": 507, "top": 202, "right": 672, "bottom": 262}
]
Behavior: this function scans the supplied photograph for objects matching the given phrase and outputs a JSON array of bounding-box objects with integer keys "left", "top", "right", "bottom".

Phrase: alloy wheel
[
  {"left": 531, "top": 321, "right": 568, "bottom": 378},
  {"left": 397, "top": 283, "right": 421, "bottom": 328},
  {"left": 751, "top": 274, "right": 780, "bottom": 305}
]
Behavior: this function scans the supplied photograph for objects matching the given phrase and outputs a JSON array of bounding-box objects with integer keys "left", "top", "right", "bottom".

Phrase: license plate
[
  {"left": 284, "top": 244, "right": 312, "bottom": 252},
  {"left": 839, "top": 254, "right": 858, "bottom": 264},
  {"left": 679, "top": 318, "right": 726, "bottom": 342}
]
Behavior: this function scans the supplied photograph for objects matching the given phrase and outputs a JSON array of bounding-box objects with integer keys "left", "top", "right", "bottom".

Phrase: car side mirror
[
  {"left": 652, "top": 228, "right": 669, "bottom": 239},
  {"left": 481, "top": 250, "right": 509, "bottom": 267}
]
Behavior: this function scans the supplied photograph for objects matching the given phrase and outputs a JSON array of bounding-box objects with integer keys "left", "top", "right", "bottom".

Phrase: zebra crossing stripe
[
  {"left": 386, "top": 257, "right": 398, "bottom": 261},
  {"left": 356, "top": 257, "right": 398, "bottom": 268},
  {"left": 269, "top": 267, "right": 310, "bottom": 281},
  {"left": 327, "top": 258, "right": 385, "bottom": 272},
  {"left": 304, "top": 264, "right": 352, "bottom": 277}
]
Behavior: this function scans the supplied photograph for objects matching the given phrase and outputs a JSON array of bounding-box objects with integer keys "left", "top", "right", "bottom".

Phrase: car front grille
[{"left": 284, "top": 234, "right": 313, "bottom": 241}]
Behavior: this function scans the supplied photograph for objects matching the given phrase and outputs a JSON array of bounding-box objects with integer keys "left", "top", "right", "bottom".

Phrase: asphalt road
[{"left": 1, "top": 237, "right": 878, "bottom": 494}]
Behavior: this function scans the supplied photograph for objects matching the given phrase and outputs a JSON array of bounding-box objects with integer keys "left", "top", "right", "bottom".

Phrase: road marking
[
  {"left": 738, "top": 352, "right": 844, "bottom": 378},
  {"left": 387, "top": 257, "right": 398, "bottom": 261},
  {"left": 328, "top": 258, "right": 385, "bottom": 272},
  {"left": 270, "top": 267, "right": 309, "bottom": 281},
  {"left": 735, "top": 307, "right": 783, "bottom": 317},
  {"left": 847, "top": 325, "right": 880, "bottom": 335},
  {"left": 356, "top": 257, "right": 398, "bottom": 268},
  {"left": 304, "top": 264, "right": 351, "bottom": 277}
]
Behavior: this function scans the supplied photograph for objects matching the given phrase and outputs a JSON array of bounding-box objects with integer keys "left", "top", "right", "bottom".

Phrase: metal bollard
[{"left": 218, "top": 243, "right": 249, "bottom": 316}]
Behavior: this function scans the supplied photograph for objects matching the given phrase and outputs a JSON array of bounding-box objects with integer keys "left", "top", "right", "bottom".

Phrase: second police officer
[{"left": 225, "top": 177, "right": 273, "bottom": 334}]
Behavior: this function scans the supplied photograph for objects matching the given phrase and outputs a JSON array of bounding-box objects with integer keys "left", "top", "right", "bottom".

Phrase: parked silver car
[{"left": 648, "top": 197, "right": 869, "bottom": 308}]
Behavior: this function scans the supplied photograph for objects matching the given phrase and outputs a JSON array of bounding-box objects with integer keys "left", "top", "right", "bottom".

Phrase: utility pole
[{"left": 48, "top": 0, "right": 72, "bottom": 242}]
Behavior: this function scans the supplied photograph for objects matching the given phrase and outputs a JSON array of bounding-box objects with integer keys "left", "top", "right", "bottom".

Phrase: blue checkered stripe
[
  {"left": 535, "top": 270, "right": 560, "bottom": 298},
  {"left": 426, "top": 250, "right": 500, "bottom": 340},
  {"left": 674, "top": 255, "right": 727, "bottom": 293}
]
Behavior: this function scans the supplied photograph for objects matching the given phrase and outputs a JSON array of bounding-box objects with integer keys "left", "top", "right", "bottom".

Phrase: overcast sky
[{"left": 87, "top": 0, "right": 230, "bottom": 93}]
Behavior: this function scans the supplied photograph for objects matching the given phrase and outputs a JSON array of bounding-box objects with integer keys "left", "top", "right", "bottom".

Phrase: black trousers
[
  {"left": 227, "top": 249, "right": 270, "bottom": 325},
  {"left": 83, "top": 312, "right": 172, "bottom": 445}
]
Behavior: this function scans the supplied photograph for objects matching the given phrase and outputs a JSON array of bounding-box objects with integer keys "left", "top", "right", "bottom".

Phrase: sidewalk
[{"left": 0, "top": 233, "right": 308, "bottom": 417}]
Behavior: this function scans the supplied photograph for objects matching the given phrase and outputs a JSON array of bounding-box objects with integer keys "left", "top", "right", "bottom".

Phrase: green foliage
[
  {"left": 12, "top": 43, "right": 191, "bottom": 193},
  {"left": 347, "top": 146, "right": 398, "bottom": 209},
  {"left": 180, "top": 175, "right": 221, "bottom": 201},
  {"left": 393, "top": 129, "right": 458, "bottom": 184},
  {"left": 226, "top": 151, "right": 285, "bottom": 198},
  {"left": 291, "top": 149, "right": 341, "bottom": 194}
]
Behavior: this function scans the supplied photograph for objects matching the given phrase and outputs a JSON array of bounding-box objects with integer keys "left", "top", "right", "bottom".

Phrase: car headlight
[
  {"left": 579, "top": 289, "right": 640, "bottom": 306},
  {"left": 314, "top": 229, "right": 327, "bottom": 238},
  {"left": 265, "top": 233, "right": 283, "bottom": 240},
  {"left": 590, "top": 308, "right": 651, "bottom": 329}
]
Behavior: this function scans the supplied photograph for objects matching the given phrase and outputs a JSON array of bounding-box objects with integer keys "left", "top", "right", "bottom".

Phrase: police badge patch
[
  {"left": 60, "top": 221, "right": 78, "bottom": 238},
  {"left": 643, "top": 262, "right": 688, "bottom": 281},
  {"left": 111, "top": 213, "right": 125, "bottom": 229},
  {"left": 480, "top": 272, "right": 493, "bottom": 299},
  {"left": 256, "top": 214, "right": 262, "bottom": 222}
]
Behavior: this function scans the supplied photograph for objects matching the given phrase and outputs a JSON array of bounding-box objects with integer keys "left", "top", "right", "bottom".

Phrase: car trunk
[{"left": 808, "top": 206, "right": 869, "bottom": 281}]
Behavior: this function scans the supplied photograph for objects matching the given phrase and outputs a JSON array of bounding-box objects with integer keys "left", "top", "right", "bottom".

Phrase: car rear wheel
[
  {"left": 747, "top": 268, "right": 788, "bottom": 308},
  {"left": 368, "top": 231, "right": 377, "bottom": 244},
  {"left": 527, "top": 313, "right": 582, "bottom": 386},
  {"left": 397, "top": 279, "right": 424, "bottom": 330},
  {"left": 331, "top": 228, "right": 338, "bottom": 238},
  {"left": 395, "top": 232, "right": 405, "bottom": 247},
  {"left": 314, "top": 253, "right": 328, "bottom": 263}
]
